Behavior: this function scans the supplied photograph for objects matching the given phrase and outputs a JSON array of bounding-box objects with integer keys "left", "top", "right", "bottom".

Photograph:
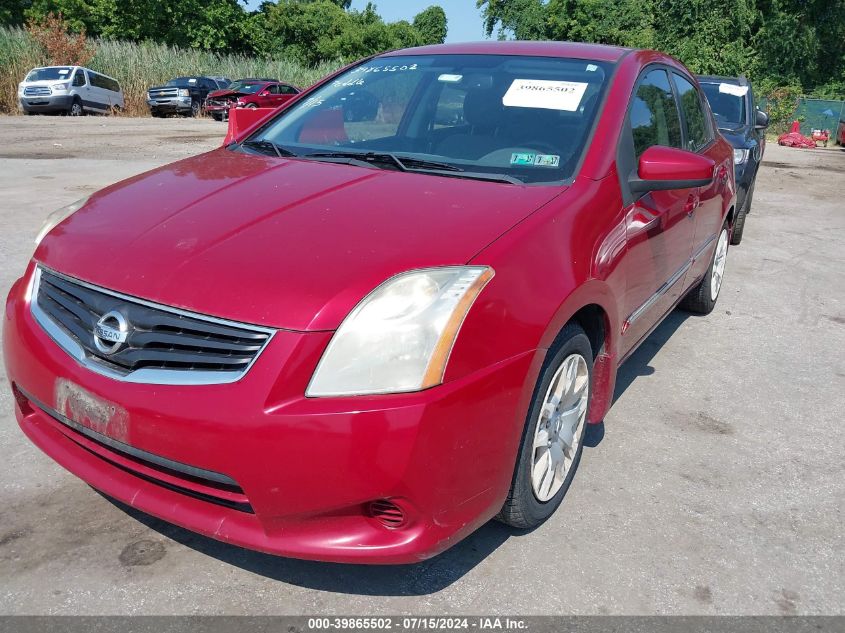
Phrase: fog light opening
[
  {"left": 11, "top": 383, "right": 33, "bottom": 416},
  {"left": 367, "top": 499, "right": 406, "bottom": 529}
]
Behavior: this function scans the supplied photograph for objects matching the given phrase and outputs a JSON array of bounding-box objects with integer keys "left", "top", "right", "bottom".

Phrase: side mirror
[
  {"left": 755, "top": 109, "right": 769, "bottom": 129},
  {"left": 629, "top": 146, "right": 715, "bottom": 193}
]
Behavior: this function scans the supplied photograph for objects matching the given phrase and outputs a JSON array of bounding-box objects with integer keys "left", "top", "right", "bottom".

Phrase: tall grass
[{"left": 0, "top": 26, "right": 342, "bottom": 116}]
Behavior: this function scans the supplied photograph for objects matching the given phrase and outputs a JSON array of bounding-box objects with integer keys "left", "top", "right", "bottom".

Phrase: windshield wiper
[
  {"left": 305, "top": 151, "right": 463, "bottom": 173},
  {"left": 241, "top": 139, "right": 298, "bottom": 158},
  {"left": 304, "top": 150, "right": 521, "bottom": 184}
]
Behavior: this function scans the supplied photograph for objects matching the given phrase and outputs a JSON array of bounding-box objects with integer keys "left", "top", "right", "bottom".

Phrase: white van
[{"left": 18, "top": 66, "right": 125, "bottom": 116}]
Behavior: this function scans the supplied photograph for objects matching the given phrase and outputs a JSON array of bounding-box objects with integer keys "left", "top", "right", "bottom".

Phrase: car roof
[
  {"left": 382, "top": 40, "right": 632, "bottom": 63},
  {"left": 234, "top": 78, "right": 279, "bottom": 83},
  {"left": 697, "top": 74, "right": 750, "bottom": 86}
]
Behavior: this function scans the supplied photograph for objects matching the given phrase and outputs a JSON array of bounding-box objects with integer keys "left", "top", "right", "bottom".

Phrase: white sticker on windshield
[
  {"left": 438, "top": 73, "right": 463, "bottom": 83},
  {"left": 58, "top": 69, "right": 69, "bottom": 75},
  {"left": 586, "top": 64, "right": 598, "bottom": 72},
  {"left": 503, "top": 79, "right": 588, "bottom": 111},
  {"left": 719, "top": 83, "right": 748, "bottom": 97},
  {"left": 188, "top": 78, "right": 197, "bottom": 84}
]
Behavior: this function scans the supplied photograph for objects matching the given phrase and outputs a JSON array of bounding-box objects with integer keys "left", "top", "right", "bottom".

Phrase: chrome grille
[
  {"left": 31, "top": 267, "right": 274, "bottom": 385},
  {"left": 148, "top": 88, "right": 179, "bottom": 99},
  {"left": 24, "top": 86, "right": 52, "bottom": 97}
]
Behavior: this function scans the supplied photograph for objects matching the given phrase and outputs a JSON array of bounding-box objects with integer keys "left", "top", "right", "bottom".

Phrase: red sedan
[
  {"left": 3, "top": 42, "right": 735, "bottom": 564},
  {"left": 205, "top": 79, "right": 300, "bottom": 121}
]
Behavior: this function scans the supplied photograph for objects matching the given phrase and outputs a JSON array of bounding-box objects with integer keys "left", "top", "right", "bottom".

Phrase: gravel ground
[{"left": 0, "top": 116, "right": 843, "bottom": 615}]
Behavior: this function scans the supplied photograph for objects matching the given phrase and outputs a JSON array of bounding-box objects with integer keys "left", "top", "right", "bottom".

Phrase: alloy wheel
[
  {"left": 710, "top": 228, "right": 729, "bottom": 301},
  {"left": 531, "top": 353, "right": 589, "bottom": 502}
]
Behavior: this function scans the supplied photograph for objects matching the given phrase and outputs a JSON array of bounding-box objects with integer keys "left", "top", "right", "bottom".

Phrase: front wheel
[
  {"left": 497, "top": 323, "right": 592, "bottom": 529},
  {"left": 681, "top": 222, "right": 729, "bottom": 314},
  {"left": 68, "top": 98, "right": 83, "bottom": 117},
  {"left": 189, "top": 100, "right": 201, "bottom": 117}
]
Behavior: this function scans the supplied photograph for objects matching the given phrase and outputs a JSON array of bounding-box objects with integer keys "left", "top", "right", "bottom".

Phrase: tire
[
  {"left": 497, "top": 323, "right": 593, "bottom": 529},
  {"left": 68, "top": 98, "right": 83, "bottom": 117},
  {"left": 189, "top": 100, "right": 200, "bottom": 117},
  {"left": 680, "top": 221, "right": 729, "bottom": 315},
  {"left": 731, "top": 181, "right": 754, "bottom": 245},
  {"left": 211, "top": 113, "right": 223, "bottom": 122},
  {"left": 151, "top": 110, "right": 164, "bottom": 118},
  {"left": 245, "top": 103, "right": 258, "bottom": 109}
]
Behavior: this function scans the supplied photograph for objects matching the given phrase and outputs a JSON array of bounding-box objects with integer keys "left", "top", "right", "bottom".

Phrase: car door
[
  {"left": 671, "top": 72, "right": 729, "bottom": 283},
  {"left": 87, "top": 71, "right": 110, "bottom": 111},
  {"left": 70, "top": 68, "right": 90, "bottom": 109},
  {"left": 276, "top": 84, "right": 299, "bottom": 106},
  {"left": 617, "top": 67, "right": 696, "bottom": 358}
]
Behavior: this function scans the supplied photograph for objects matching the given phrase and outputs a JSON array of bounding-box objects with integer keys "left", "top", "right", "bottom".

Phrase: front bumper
[
  {"left": 20, "top": 95, "right": 73, "bottom": 113},
  {"left": 147, "top": 96, "right": 192, "bottom": 113},
  {"left": 734, "top": 158, "right": 758, "bottom": 213},
  {"left": 4, "top": 265, "right": 539, "bottom": 564}
]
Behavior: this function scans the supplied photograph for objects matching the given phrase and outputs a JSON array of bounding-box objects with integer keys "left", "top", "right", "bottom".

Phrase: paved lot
[{"left": 0, "top": 117, "right": 843, "bottom": 615}]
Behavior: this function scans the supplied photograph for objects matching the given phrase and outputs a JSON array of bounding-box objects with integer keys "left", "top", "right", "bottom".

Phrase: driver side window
[
  {"left": 629, "top": 69, "right": 683, "bottom": 158},
  {"left": 72, "top": 70, "right": 86, "bottom": 87}
]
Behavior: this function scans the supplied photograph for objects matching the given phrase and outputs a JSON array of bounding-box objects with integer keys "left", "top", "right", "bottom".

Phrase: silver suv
[{"left": 19, "top": 66, "right": 125, "bottom": 116}]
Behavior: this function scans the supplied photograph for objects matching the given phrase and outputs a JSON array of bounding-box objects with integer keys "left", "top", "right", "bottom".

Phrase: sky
[
  {"left": 243, "top": 1, "right": 489, "bottom": 43},
  {"left": 348, "top": 0, "right": 487, "bottom": 43}
]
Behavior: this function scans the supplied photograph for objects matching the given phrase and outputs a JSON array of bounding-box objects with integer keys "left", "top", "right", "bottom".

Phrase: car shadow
[
  {"left": 98, "top": 310, "right": 692, "bottom": 595},
  {"left": 101, "top": 494, "right": 521, "bottom": 595},
  {"left": 612, "top": 310, "right": 691, "bottom": 403}
]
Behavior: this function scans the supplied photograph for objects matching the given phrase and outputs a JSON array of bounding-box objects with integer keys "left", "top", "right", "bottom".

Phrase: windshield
[
  {"left": 26, "top": 67, "right": 74, "bottom": 82},
  {"left": 167, "top": 78, "right": 199, "bottom": 87},
  {"left": 225, "top": 82, "right": 265, "bottom": 94},
  {"left": 701, "top": 82, "right": 747, "bottom": 128},
  {"left": 245, "top": 54, "right": 611, "bottom": 184}
]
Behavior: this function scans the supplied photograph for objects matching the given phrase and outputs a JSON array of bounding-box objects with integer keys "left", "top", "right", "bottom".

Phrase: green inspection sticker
[
  {"left": 510, "top": 152, "right": 536, "bottom": 166},
  {"left": 534, "top": 154, "right": 560, "bottom": 167}
]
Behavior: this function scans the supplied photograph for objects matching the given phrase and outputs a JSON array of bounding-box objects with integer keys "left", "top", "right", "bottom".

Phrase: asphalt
[{"left": 0, "top": 117, "right": 843, "bottom": 615}]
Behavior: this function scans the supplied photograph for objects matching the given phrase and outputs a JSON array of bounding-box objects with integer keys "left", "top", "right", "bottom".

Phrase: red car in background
[
  {"left": 205, "top": 78, "right": 301, "bottom": 121},
  {"left": 4, "top": 42, "right": 736, "bottom": 564}
]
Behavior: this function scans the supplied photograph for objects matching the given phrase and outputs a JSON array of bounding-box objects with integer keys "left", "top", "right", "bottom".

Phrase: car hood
[
  {"left": 208, "top": 89, "right": 249, "bottom": 99},
  {"left": 717, "top": 126, "right": 752, "bottom": 148},
  {"left": 37, "top": 148, "right": 563, "bottom": 331}
]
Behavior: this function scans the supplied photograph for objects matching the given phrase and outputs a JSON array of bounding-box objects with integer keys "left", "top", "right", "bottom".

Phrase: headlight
[
  {"left": 733, "top": 149, "right": 749, "bottom": 165},
  {"left": 307, "top": 266, "right": 494, "bottom": 397},
  {"left": 178, "top": 89, "right": 190, "bottom": 97},
  {"left": 34, "top": 196, "right": 89, "bottom": 246},
  {"left": 52, "top": 83, "right": 70, "bottom": 92}
]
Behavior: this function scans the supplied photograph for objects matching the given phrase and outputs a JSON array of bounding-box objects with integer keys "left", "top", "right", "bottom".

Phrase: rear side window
[
  {"left": 629, "top": 69, "right": 682, "bottom": 158},
  {"left": 72, "top": 70, "right": 86, "bottom": 87},
  {"left": 89, "top": 72, "right": 120, "bottom": 92},
  {"left": 673, "top": 74, "right": 711, "bottom": 151}
]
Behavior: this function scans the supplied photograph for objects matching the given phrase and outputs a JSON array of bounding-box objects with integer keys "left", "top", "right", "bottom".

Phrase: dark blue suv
[{"left": 698, "top": 75, "right": 769, "bottom": 245}]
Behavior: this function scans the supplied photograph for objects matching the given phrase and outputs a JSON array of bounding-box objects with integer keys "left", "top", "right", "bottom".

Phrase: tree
[
  {"left": 477, "top": 0, "right": 546, "bottom": 40},
  {"left": 413, "top": 5, "right": 447, "bottom": 45},
  {"left": 26, "top": 11, "right": 95, "bottom": 65}
]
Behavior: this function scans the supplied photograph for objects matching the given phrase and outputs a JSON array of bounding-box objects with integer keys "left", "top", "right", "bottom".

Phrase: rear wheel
[
  {"left": 498, "top": 323, "right": 592, "bottom": 529},
  {"left": 681, "top": 222, "right": 729, "bottom": 314}
]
